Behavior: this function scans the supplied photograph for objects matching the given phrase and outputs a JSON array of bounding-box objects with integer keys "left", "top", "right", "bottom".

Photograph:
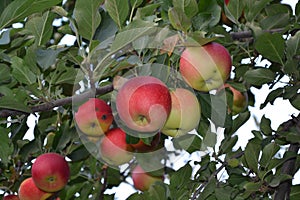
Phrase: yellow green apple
[
  {"left": 162, "top": 88, "right": 201, "bottom": 137},
  {"left": 179, "top": 42, "right": 232, "bottom": 92}
]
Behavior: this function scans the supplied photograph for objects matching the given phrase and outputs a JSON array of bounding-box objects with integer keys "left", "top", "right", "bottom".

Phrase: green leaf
[
  {"left": 260, "top": 142, "right": 279, "bottom": 169},
  {"left": 220, "top": 135, "right": 238, "bottom": 154},
  {"left": 0, "top": 63, "right": 11, "bottom": 84},
  {"left": 260, "top": 4, "right": 291, "bottom": 30},
  {"left": 291, "top": 185, "right": 300, "bottom": 200},
  {"left": 243, "top": 139, "right": 260, "bottom": 173},
  {"left": 243, "top": 182, "right": 262, "bottom": 192},
  {"left": 224, "top": 0, "right": 244, "bottom": 24},
  {"left": 105, "top": 0, "right": 129, "bottom": 29},
  {"left": 24, "top": 11, "right": 55, "bottom": 46},
  {"left": 0, "top": 0, "right": 62, "bottom": 30},
  {"left": 168, "top": 7, "right": 191, "bottom": 32},
  {"left": 268, "top": 174, "right": 292, "bottom": 187},
  {"left": 130, "top": 0, "right": 143, "bottom": 8},
  {"left": 173, "top": 134, "right": 202, "bottom": 154},
  {"left": 36, "top": 47, "right": 68, "bottom": 70},
  {"left": 11, "top": 56, "right": 36, "bottom": 85},
  {"left": 225, "top": 111, "right": 250, "bottom": 135},
  {"left": 193, "top": 0, "right": 221, "bottom": 31},
  {"left": 73, "top": 0, "right": 103, "bottom": 41},
  {"left": 244, "top": 68, "right": 275, "bottom": 86},
  {"left": 244, "top": 0, "right": 272, "bottom": 22},
  {"left": 286, "top": 31, "right": 300, "bottom": 60},
  {"left": 290, "top": 93, "right": 300, "bottom": 110},
  {"left": 0, "top": 95, "right": 31, "bottom": 113},
  {"left": 255, "top": 32, "right": 285, "bottom": 64},
  {"left": 0, "top": 127, "right": 13, "bottom": 166},
  {"left": 173, "top": 0, "right": 198, "bottom": 18},
  {"left": 170, "top": 164, "right": 192, "bottom": 189},
  {"left": 0, "top": 0, "right": 12, "bottom": 14},
  {"left": 260, "top": 87, "right": 284, "bottom": 109},
  {"left": 260, "top": 115, "right": 272, "bottom": 136}
]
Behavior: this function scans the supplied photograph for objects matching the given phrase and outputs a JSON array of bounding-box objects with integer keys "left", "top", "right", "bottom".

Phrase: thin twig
[{"left": 0, "top": 84, "right": 113, "bottom": 118}]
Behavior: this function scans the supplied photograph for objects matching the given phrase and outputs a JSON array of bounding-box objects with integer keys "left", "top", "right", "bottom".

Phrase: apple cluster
[
  {"left": 74, "top": 41, "right": 247, "bottom": 192},
  {"left": 5, "top": 153, "right": 69, "bottom": 200}
]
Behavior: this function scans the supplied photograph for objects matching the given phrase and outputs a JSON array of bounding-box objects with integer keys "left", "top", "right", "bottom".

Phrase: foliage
[{"left": 0, "top": 0, "right": 299, "bottom": 199}]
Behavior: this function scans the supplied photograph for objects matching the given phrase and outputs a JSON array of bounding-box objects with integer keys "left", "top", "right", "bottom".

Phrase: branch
[
  {"left": 230, "top": 28, "right": 299, "bottom": 41},
  {"left": 274, "top": 114, "right": 300, "bottom": 200},
  {"left": 191, "top": 151, "right": 244, "bottom": 199},
  {"left": 0, "top": 84, "right": 114, "bottom": 118}
]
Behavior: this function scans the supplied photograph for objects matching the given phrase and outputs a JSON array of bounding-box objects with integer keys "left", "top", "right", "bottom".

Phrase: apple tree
[{"left": 0, "top": 0, "right": 299, "bottom": 199}]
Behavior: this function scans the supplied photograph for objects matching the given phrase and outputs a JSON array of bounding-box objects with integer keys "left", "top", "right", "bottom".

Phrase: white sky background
[{"left": 22, "top": 0, "right": 299, "bottom": 199}]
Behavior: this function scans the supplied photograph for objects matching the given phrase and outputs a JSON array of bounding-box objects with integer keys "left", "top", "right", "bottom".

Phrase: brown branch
[
  {"left": 0, "top": 84, "right": 113, "bottom": 118},
  {"left": 274, "top": 114, "right": 300, "bottom": 200},
  {"left": 230, "top": 28, "right": 299, "bottom": 41}
]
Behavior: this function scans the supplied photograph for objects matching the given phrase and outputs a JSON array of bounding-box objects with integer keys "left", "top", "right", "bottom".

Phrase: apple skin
[
  {"left": 116, "top": 76, "right": 172, "bottom": 133},
  {"left": 162, "top": 88, "right": 201, "bottom": 137},
  {"left": 31, "top": 153, "right": 70, "bottom": 192},
  {"left": 130, "top": 132, "right": 162, "bottom": 153},
  {"left": 75, "top": 98, "right": 113, "bottom": 137},
  {"left": 219, "top": 83, "right": 248, "bottom": 115},
  {"left": 99, "top": 128, "right": 134, "bottom": 166},
  {"left": 179, "top": 42, "right": 232, "bottom": 92},
  {"left": 18, "top": 178, "right": 53, "bottom": 200},
  {"left": 2, "top": 195, "right": 19, "bottom": 200},
  {"left": 131, "top": 165, "right": 163, "bottom": 191}
]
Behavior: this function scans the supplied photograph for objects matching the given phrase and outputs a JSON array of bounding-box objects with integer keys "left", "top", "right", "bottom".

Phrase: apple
[
  {"left": 131, "top": 165, "right": 163, "bottom": 191},
  {"left": 179, "top": 42, "right": 232, "bottom": 92},
  {"left": 99, "top": 128, "right": 134, "bottom": 166},
  {"left": 31, "top": 153, "right": 70, "bottom": 192},
  {"left": 162, "top": 88, "right": 201, "bottom": 137},
  {"left": 130, "top": 132, "right": 162, "bottom": 153},
  {"left": 2, "top": 195, "right": 19, "bottom": 200},
  {"left": 18, "top": 178, "right": 53, "bottom": 200},
  {"left": 75, "top": 98, "right": 113, "bottom": 137},
  {"left": 219, "top": 83, "right": 248, "bottom": 115},
  {"left": 115, "top": 76, "right": 172, "bottom": 133}
]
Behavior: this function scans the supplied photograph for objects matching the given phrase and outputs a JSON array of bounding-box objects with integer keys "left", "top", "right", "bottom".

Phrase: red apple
[
  {"left": 130, "top": 132, "right": 162, "bottom": 153},
  {"left": 131, "top": 165, "right": 163, "bottom": 191},
  {"left": 31, "top": 153, "right": 70, "bottom": 192},
  {"left": 219, "top": 83, "right": 248, "bottom": 115},
  {"left": 2, "top": 194, "right": 19, "bottom": 200},
  {"left": 115, "top": 76, "right": 172, "bottom": 133},
  {"left": 75, "top": 98, "right": 113, "bottom": 137},
  {"left": 162, "top": 88, "right": 201, "bottom": 137},
  {"left": 18, "top": 178, "right": 53, "bottom": 200},
  {"left": 180, "top": 42, "right": 232, "bottom": 92},
  {"left": 99, "top": 128, "right": 134, "bottom": 166}
]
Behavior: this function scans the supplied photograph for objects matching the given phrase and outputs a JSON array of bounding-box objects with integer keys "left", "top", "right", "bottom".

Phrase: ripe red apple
[
  {"left": 18, "top": 178, "right": 53, "bottom": 200},
  {"left": 31, "top": 153, "right": 70, "bottom": 192},
  {"left": 162, "top": 88, "right": 201, "bottom": 137},
  {"left": 131, "top": 165, "right": 163, "bottom": 191},
  {"left": 130, "top": 132, "right": 162, "bottom": 153},
  {"left": 179, "top": 42, "right": 232, "bottom": 92},
  {"left": 99, "top": 128, "right": 134, "bottom": 166},
  {"left": 2, "top": 194, "right": 19, "bottom": 200},
  {"left": 115, "top": 76, "right": 172, "bottom": 133},
  {"left": 219, "top": 83, "right": 248, "bottom": 115},
  {"left": 75, "top": 98, "right": 113, "bottom": 137}
]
